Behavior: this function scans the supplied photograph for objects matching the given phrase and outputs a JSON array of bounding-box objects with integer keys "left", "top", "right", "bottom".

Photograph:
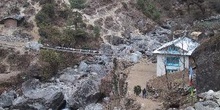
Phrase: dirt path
[{"left": 126, "top": 58, "right": 162, "bottom": 110}]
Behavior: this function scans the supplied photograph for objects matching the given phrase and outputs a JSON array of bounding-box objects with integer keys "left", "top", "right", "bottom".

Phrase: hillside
[{"left": 0, "top": 0, "right": 220, "bottom": 109}]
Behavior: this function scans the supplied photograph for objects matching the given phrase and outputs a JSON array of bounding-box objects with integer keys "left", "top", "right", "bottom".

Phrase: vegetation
[
  {"left": 35, "top": 3, "right": 55, "bottom": 27},
  {"left": 69, "top": 0, "right": 87, "bottom": 9},
  {"left": 136, "top": 0, "right": 161, "bottom": 20},
  {"left": 7, "top": 52, "right": 32, "bottom": 70},
  {"left": 39, "top": 50, "right": 61, "bottom": 79},
  {"left": 210, "top": 0, "right": 220, "bottom": 13},
  {"left": 193, "top": 21, "right": 220, "bottom": 31},
  {"left": 0, "top": 63, "right": 6, "bottom": 73},
  {"left": 133, "top": 85, "right": 142, "bottom": 96},
  {"left": 93, "top": 26, "right": 100, "bottom": 38}
]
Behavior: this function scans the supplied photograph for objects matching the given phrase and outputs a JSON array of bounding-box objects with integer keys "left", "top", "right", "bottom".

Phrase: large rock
[
  {"left": 16, "top": 79, "right": 65, "bottom": 110},
  {"left": 68, "top": 79, "right": 102, "bottom": 109},
  {"left": 89, "top": 64, "right": 106, "bottom": 76},
  {"left": 0, "top": 90, "right": 17, "bottom": 108},
  {"left": 194, "top": 101, "right": 220, "bottom": 110},
  {"left": 25, "top": 41, "right": 43, "bottom": 51},
  {"left": 99, "top": 44, "right": 113, "bottom": 55},
  {"left": 85, "top": 103, "right": 104, "bottom": 110},
  {"left": 78, "top": 61, "right": 89, "bottom": 72},
  {"left": 129, "top": 51, "right": 142, "bottom": 63},
  {"left": 192, "top": 35, "right": 220, "bottom": 93},
  {"left": 213, "top": 91, "right": 220, "bottom": 105}
]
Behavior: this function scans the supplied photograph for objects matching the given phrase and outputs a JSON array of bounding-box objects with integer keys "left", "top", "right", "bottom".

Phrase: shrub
[
  {"left": 40, "top": 50, "right": 61, "bottom": 74},
  {"left": 136, "top": 0, "right": 161, "bottom": 21},
  {"left": 41, "top": 4, "right": 55, "bottom": 18},
  {"left": 38, "top": 26, "right": 62, "bottom": 45},
  {"left": 7, "top": 53, "right": 31, "bottom": 70},
  {"left": 134, "top": 85, "right": 142, "bottom": 96},
  {"left": 68, "top": 11, "right": 85, "bottom": 29},
  {"left": 35, "top": 11, "right": 51, "bottom": 27},
  {"left": 35, "top": 3, "right": 55, "bottom": 27},
  {"left": 59, "top": 9, "right": 71, "bottom": 20},
  {"left": 0, "top": 63, "right": 6, "bottom": 73},
  {"left": 210, "top": 0, "right": 220, "bottom": 13},
  {"left": 61, "top": 28, "right": 77, "bottom": 47},
  {"left": 69, "top": 0, "right": 87, "bottom": 9},
  {"left": 0, "top": 49, "right": 8, "bottom": 60},
  {"left": 39, "top": 0, "right": 54, "bottom": 5},
  {"left": 93, "top": 26, "right": 100, "bottom": 37}
]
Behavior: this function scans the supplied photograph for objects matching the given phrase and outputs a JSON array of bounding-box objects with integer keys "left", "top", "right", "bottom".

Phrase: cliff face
[{"left": 192, "top": 36, "right": 220, "bottom": 93}]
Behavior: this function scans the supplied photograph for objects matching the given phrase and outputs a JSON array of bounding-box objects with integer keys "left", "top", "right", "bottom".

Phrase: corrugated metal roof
[{"left": 153, "top": 37, "right": 199, "bottom": 56}]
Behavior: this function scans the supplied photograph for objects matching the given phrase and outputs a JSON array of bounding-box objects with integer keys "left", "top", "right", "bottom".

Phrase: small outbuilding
[
  {"left": 153, "top": 37, "right": 199, "bottom": 76},
  {"left": 0, "top": 15, "right": 24, "bottom": 28}
]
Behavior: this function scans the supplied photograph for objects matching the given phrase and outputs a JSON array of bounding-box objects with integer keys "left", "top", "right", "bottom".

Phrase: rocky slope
[
  {"left": 0, "top": 0, "right": 220, "bottom": 109},
  {"left": 192, "top": 34, "right": 220, "bottom": 93}
]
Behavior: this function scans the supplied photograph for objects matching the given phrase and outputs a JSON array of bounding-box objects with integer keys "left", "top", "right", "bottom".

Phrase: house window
[{"left": 166, "top": 57, "right": 180, "bottom": 66}]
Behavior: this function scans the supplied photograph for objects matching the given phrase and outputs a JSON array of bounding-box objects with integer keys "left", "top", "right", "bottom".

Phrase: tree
[
  {"left": 69, "top": 0, "right": 87, "bottom": 9},
  {"left": 185, "top": 0, "right": 205, "bottom": 15},
  {"left": 134, "top": 85, "right": 142, "bottom": 96},
  {"left": 40, "top": 50, "right": 61, "bottom": 74},
  {"left": 93, "top": 26, "right": 100, "bottom": 37}
]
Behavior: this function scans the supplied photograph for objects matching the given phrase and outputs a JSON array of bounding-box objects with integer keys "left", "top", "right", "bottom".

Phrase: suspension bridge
[{"left": 0, "top": 42, "right": 115, "bottom": 56}]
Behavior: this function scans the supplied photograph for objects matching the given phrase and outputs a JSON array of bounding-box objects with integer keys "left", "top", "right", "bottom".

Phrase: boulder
[
  {"left": 46, "top": 92, "right": 65, "bottom": 110},
  {"left": 194, "top": 101, "right": 219, "bottom": 110},
  {"left": 213, "top": 91, "right": 220, "bottom": 105},
  {"left": 12, "top": 96, "right": 46, "bottom": 110},
  {"left": 85, "top": 103, "right": 104, "bottom": 110},
  {"left": 89, "top": 64, "right": 106, "bottom": 76},
  {"left": 185, "top": 106, "right": 195, "bottom": 110},
  {"left": 99, "top": 44, "right": 113, "bottom": 55},
  {"left": 129, "top": 51, "right": 142, "bottom": 63},
  {"left": 194, "top": 102, "right": 206, "bottom": 110},
  {"left": 59, "top": 71, "right": 78, "bottom": 83},
  {"left": 202, "top": 100, "right": 219, "bottom": 108},
  {"left": 25, "top": 41, "right": 43, "bottom": 51},
  {"left": 18, "top": 79, "right": 65, "bottom": 110},
  {"left": 68, "top": 79, "right": 102, "bottom": 109},
  {"left": 21, "top": 79, "right": 41, "bottom": 94},
  {"left": 198, "top": 90, "right": 215, "bottom": 100},
  {"left": 78, "top": 61, "right": 88, "bottom": 72},
  {"left": 0, "top": 90, "right": 17, "bottom": 108}
]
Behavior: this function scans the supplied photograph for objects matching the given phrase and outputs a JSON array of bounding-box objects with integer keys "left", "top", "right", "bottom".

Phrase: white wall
[{"left": 156, "top": 55, "right": 189, "bottom": 76}]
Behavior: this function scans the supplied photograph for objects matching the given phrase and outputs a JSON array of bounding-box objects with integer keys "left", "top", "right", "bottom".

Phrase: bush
[
  {"left": 136, "top": 0, "right": 161, "bottom": 20},
  {"left": 40, "top": 50, "right": 61, "bottom": 74},
  {"left": 93, "top": 26, "right": 100, "bottom": 37},
  {"left": 134, "top": 85, "right": 142, "bottom": 96},
  {"left": 210, "top": 0, "right": 220, "bottom": 13},
  {"left": 7, "top": 53, "right": 31, "bottom": 70},
  {"left": 68, "top": 11, "right": 85, "bottom": 29},
  {"left": 35, "top": 4, "right": 55, "bottom": 27},
  {"left": 0, "top": 49, "right": 8, "bottom": 60},
  {"left": 59, "top": 9, "right": 71, "bottom": 20},
  {"left": 38, "top": 26, "right": 62, "bottom": 45},
  {"left": 0, "top": 63, "right": 6, "bottom": 73},
  {"left": 61, "top": 28, "right": 77, "bottom": 47},
  {"left": 41, "top": 4, "right": 55, "bottom": 18},
  {"left": 69, "top": 0, "right": 87, "bottom": 9}
]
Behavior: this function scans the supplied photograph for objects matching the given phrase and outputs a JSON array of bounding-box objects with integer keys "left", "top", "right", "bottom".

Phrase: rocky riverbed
[{"left": 0, "top": 24, "right": 172, "bottom": 110}]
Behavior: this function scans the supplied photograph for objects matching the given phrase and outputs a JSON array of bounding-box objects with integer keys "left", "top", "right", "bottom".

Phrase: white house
[{"left": 153, "top": 37, "right": 199, "bottom": 76}]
